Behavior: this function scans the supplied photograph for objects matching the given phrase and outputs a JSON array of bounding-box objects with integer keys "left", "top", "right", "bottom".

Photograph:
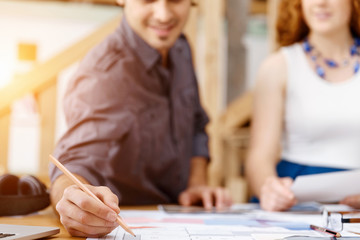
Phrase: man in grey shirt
[{"left": 50, "top": 0, "right": 232, "bottom": 237}]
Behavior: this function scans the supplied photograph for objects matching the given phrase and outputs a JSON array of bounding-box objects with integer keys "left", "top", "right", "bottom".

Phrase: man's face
[{"left": 117, "top": 0, "right": 191, "bottom": 54}]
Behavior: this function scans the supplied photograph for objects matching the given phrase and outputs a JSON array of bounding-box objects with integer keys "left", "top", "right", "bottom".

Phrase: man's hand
[
  {"left": 259, "top": 176, "right": 297, "bottom": 211},
  {"left": 178, "top": 185, "right": 232, "bottom": 210},
  {"left": 55, "top": 184, "right": 120, "bottom": 237},
  {"left": 340, "top": 195, "right": 360, "bottom": 208}
]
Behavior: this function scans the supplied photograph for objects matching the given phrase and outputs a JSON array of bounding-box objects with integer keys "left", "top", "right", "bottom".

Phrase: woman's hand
[
  {"left": 259, "top": 176, "right": 297, "bottom": 211},
  {"left": 340, "top": 195, "right": 360, "bottom": 209}
]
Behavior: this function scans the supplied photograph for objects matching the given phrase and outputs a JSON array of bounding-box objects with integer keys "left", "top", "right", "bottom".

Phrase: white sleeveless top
[{"left": 281, "top": 43, "right": 360, "bottom": 169}]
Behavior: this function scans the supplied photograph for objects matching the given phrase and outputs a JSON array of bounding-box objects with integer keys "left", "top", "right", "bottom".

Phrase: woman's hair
[{"left": 276, "top": 0, "right": 360, "bottom": 48}]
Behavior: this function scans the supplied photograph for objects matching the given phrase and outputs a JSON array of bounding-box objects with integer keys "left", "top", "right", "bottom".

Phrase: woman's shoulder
[
  {"left": 261, "top": 51, "right": 286, "bottom": 69},
  {"left": 262, "top": 42, "right": 302, "bottom": 68},
  {"left": 257, "top": 50, "right": 287, "bottom": 83}
]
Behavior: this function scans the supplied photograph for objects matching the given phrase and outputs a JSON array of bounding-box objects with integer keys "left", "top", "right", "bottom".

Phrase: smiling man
[{"left": 49, "top": 0, "right": 231, "bottom": 237}]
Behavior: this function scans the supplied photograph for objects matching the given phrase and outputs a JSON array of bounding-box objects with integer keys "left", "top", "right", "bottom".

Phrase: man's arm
[
  {"left": 49, "top": 65, "right": 132, "bottom": 237},
  {"left": 187, "top": 156, "right": 208, "bottom": 187}
]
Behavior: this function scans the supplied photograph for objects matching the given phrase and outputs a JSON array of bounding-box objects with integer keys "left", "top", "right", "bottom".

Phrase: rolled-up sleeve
[
  {"left": 192, "top": 99, "right": 210, "bottom": 159},
  {"left": 191, "top": 75, "right": 210, "bottom": 160}
]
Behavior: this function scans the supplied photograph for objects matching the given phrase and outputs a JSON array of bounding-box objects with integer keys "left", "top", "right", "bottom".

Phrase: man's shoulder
[{"left": 80, "top": 30, "right": 130, "bottom": 73}]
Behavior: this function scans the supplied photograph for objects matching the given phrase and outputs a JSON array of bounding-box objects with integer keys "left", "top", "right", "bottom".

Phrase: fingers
[
  {"left": 56, "top": 185, "right": 120, "bottom": 237},
  {"left": 340, "top": 195, "right": 360, "bottom": 209},
  {"left": 65, "top": 186, "right": 118, "bottom": 222},
  {"left": 223, "top": 189, "right": 233, "bottom": 206},
  {"left": 272, "top": 177, "right": 294, "bottom": 199},
  {"left": 213, "top": 187, "right": 232, "bottom": 209},
  {"left": 60, "top": 215, "right": 116, "bottom": 238},
  {"left": 281, "top": 177, "right": 294, "bottom": 190},
  {"left": 213, "top": 188, "right": 224, "bottom": 209},
  {"left": 179, "top": 186, "right": 233, "bottom": 210},
  {"left": 260, "top": 176, "right": 297, "bottom": 211},
  {"left": 91, "top": 185, "right": 121, "bottom": 214},
  {"left": 201, "top": 190, "right": 213, "bottom": 210},
  {"left": 178, "top": 191, "right": 194, "bottom": 206}
]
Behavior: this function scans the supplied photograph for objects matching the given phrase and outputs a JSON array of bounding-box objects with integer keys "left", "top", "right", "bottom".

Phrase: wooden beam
[
  {"left": 201, "top": 0, "right": 224, "bottom": 118},
  {"left": 37, "top": 81, "right": 57, "bottom": 176},
  {"left": 184, "top": 5, "right": 199, "bottom": 65},
  {"left": 250, "top": 0, "right": 267, "bottom": 15},
  {"left": 0, "top": 114, "right": 10, "bottom": 174},
  {"left": 201, "top": 0, "right": 225, "bottom": 187},
  {"left": 0, "top": 13, "right": 122, "bottom": 117},
  {"left": 222, "top": 91, "right": 253, "bottom": 132}
]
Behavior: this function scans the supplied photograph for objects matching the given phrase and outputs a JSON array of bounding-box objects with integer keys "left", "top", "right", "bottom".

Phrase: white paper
[
  {"left": 87, "top": 206, "right": 360, "bottom": 240},
  {"left": 292, "top": 170, "right": 360, "bottom": 202},
  {"left": 86, "top": 207, "right": 319, "bottom": 240}
]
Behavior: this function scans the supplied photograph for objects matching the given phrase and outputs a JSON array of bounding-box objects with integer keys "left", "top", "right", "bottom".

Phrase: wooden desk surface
[{"left": 0, "top": 205, "right": 157, "bottom": 239}]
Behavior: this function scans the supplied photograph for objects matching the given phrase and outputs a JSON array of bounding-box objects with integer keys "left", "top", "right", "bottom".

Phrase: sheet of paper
[
  {"left": 291, "top": 170, "right": 360, "bottom": 203},
  {"left": 86, "top": 207, "right": 324, "bottom": 240},
  {"left": 87, "top": 206, "right": 360, "bottom": 240}
]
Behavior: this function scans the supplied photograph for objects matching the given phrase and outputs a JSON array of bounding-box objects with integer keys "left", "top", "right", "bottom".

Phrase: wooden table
[{"left": 0, "top": 206, "right": 157, "bottom": 239}]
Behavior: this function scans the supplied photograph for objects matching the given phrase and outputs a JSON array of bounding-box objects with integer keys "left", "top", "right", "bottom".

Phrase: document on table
[
  {"left": 291, "top": 169, "right": 360, "bottom": 203},
  {"left": 88, "top": 223, "right": 321, "bottom": 240},
  {"left": 87, "top": 208, "right": 326, "bottom": 240}
]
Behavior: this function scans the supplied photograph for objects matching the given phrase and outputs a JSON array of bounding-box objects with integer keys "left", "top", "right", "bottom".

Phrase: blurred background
[{"left": 0, "top": 0, "right": 278, "bottom": 203}]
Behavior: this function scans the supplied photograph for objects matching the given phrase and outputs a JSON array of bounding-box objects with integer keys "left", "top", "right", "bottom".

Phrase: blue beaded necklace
[{"left": 302, "top": 38, "right": 360, "bottom": 79}]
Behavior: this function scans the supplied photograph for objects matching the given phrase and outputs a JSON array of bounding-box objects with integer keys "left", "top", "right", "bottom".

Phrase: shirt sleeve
[
  {"left": 178, "top": 35, "right": 210, "bottom": 160},
  {"left": 49, "top": 62, "right": 134, "bottom": 199},
  {"left": 192, "top": 81, "right": 210, "bottom": 160}
]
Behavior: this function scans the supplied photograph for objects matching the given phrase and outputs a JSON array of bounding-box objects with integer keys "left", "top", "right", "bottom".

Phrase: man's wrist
[
  {"left": 188, "top": 157, "right": 208, "bottom": 187},
  {"left": 50, "top": 174, "right": 89, "bottom": 206}
]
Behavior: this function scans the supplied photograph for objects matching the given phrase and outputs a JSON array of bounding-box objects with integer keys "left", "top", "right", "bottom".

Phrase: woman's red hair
[{"left": 276, "top": 0, "right": 360, "bottom": 48}]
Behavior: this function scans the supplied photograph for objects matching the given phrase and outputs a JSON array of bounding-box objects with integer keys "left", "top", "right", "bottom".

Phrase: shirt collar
[{"left": 119, "top": 16, "right": 161, "bottom": 71}]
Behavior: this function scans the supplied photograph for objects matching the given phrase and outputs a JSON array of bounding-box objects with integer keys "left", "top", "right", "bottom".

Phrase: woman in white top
[{"left": 246, "top": 0, "right": 360, "bottom": 211}]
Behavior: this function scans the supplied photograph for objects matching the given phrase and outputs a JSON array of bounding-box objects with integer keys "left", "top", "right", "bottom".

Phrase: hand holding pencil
[{"left": 49, "top": 155, "right": 135, "bottom": 237}]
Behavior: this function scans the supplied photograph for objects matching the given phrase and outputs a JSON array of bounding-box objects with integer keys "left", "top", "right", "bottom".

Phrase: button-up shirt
[{"left": 49, "top": 17, "right": 209, "bottom": 205}]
